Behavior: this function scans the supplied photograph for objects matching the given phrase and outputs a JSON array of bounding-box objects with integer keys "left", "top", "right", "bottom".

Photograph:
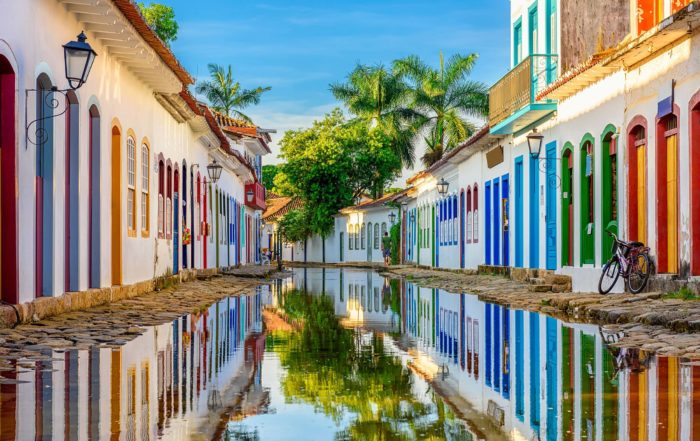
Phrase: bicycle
[{"left": 598, "top": 231, "right": 651, "bottom": 294}]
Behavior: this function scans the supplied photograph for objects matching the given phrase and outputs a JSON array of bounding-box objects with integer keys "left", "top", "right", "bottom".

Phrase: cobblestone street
[{"left": 0, "top": 274, "right": 273, "bottom": 375}]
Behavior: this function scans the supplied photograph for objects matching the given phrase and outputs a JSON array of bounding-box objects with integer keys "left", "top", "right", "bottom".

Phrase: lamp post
[
  {"left": 436, "top": 178, "right": 449, "bottom": 196},
  {"left": 26, "top": 31, "right": 98, "bottom": 147},
  {"left": 207, "top": 159, "right": 223, "bottom": 183},
  {"left": 389, "top": 211, "right": 397, "bottom": 225},
  {"left": 527, "top": 127, "right": 544, "bottom": 159}
]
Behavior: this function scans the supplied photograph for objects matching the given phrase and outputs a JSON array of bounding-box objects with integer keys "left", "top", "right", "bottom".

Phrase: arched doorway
[
  {"left": 627, "top": 118, "right": 647, "bottom": 248},
  {"left": 657, "top": 110, "right": 679, "bottom": 274},
  {"left": 692, "top": 95, "right": 700, "bottom": 275},
  {"left": 65, "top": 91, "right": 80, "bottom": 292},
  {"left": 601, "top": 126, "right": 618, "bottom": 262},
  {"left": 36, "top": 74, "right": 55, "bottom": 296},
  {"left": 182, "top": 160, "right": 187, "bottom": 268},
  {"left": 579, "top": 135, "right": 595, "bottom": 266},
  {"left": 561, "top": 144, "right": 574, "bottom": 266},
  {"left": 111, "top": 125, "right": 122, "bottom": 286},
  {"left": 0, "top": 55, "right": 18, "bottom": 303},
  {"left": 88, "top": 105, "right": 101, "bottom": 288}
]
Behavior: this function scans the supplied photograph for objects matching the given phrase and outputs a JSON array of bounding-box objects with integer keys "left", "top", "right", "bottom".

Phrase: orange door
[
  {"left": 666, "top": 135, "right": 678, "bottom": 273},
  {"left": 637, "top": 144, "right": 647, "bottom": 244}
]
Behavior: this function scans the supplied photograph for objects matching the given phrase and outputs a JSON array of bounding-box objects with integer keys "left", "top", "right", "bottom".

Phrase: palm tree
[
  {"left": 195, "top": 63, "right": 271, "bottom": 122},
  {"left": 393, "top": 52, "right": 489, "bottom": 167},
  {"left": 330, "top": 64, "right": 420, "bottom": 167}
]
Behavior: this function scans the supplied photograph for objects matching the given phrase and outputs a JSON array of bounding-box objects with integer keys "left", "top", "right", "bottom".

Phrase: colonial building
[{"left": 0, "top": 0, "right": 270, "bottom": 307}]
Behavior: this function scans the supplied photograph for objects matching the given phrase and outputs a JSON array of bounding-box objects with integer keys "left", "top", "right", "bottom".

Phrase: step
[
  {"left": 529, "top": 277, "right": 546, "bottom": 285},
  {"left": 528, "top": 284, "right": 553, "bottom": 293}
]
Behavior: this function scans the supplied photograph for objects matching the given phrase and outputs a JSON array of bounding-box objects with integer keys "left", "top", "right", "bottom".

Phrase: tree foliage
[
  {"left": 330, "top": 64, "right": 420, "bottom": 167},
  {"left": 277, "top": 209, "right": 312, "bottom": 243},
  {"left": 261, "top": 164, "right": 279, "bottom": 192},
  {"left": 275, "top": 110, "right": 401, "bottom": 238},
  {"left": 195, "top": 64, "right": 271, "bottom": 122},
  {"left": 138, "top": 2, "right": 179, "bottom": 45},
  {"left": 393, "top": 52, "right": 489, "bottom": 167}
]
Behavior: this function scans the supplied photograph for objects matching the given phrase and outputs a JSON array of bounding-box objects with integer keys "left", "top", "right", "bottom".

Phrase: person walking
[{"left": 381, "top": 231, "right": 392, "bottom": 266}]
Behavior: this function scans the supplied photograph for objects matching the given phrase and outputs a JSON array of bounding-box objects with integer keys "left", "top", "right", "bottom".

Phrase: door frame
[
  {"left": 514, "top": 157, "right": 524, "bottom": 267},
  {"left": 545, "top": 141, "right": 557, "bottom": 270}
]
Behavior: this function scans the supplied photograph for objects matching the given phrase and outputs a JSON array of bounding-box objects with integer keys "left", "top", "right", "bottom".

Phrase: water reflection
[
  {"left": 0, "top": 290, "right": 263, "bottom": 440},
  {"left": 0, "top": 268, "right": 698, "bottom": 440},
  {"left": 265, "top": 268, "right": 700, "bottom": 441}
]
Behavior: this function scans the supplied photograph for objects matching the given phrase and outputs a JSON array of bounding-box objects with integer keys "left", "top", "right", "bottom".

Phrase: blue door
[
  {"left": 515, "top": 310, "right": 525, "bottom": 420},
  {"left": 173, "top": 191, "right": 179, "bottom": 274},
  {"left": 485, "top": 182, "right": 492, "bottom": 264},
  {"left": 435, "top": 202, "right": 440, "bottom": 267},
  {"left": 546, "top": 142, "right": 557, "bottom": 269},
  {"left": 530, "top": 155, "right": 540, "bottom": 268},
  {"left": 529, "top": 312, "right": 541, "bottom": 431},
  {"left": 460, "top": 192, "right": 465, "bottom": 268},
  {"left": 493, "top": 179, "right": 500, "bottom": 265},
  {"left": 502, "top": 306, "right": 510, "bottom": 399},
  {"left": 515, "top": 157, "right": 524, "bottom": 267},
  {"left": 485, "top": 303, "right": 492, "bottom": 387},
  {"left": 494, "top": 304, "right": 501, "bottom": 392}
]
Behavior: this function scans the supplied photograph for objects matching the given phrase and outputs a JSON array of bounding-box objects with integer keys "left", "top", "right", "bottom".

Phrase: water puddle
[{"left": 0, "top": 268, "right": 697, "bottom": 440}]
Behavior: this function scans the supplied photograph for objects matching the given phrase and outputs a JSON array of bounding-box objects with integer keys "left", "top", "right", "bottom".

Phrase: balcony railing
[
  {"left": 245, "top": 181, "right": 266, "bottom": 211},
  {"left": 488, "top": 54, "right": 558, "bottom": 129}
]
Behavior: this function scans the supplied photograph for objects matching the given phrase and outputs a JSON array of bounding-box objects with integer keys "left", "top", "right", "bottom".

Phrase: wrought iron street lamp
[
  {"left": 389, "top": 211, "right": 397, "bottom": 224},
  {"left": 207, "top": 159, "right": 223, "bottom": 183},
  {"left": 26, "top": 31, "right": 98, "bottom": 147},
  {"left": 436, "top": 178, "right": 449, "bottom": 196},
  {"left": 63, "top": 31, "right": 97, "bottom": 90},
  {"left": 527, "top": 127, "right": 544, "bottom": 159}
]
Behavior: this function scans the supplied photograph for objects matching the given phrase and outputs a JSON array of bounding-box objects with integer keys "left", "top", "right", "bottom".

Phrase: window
[
  {"left": 157, "top": 160, "right": 164, "bottom": 238},
  {"left": 453, "top": 196, "right": 458, "bottom": 245},
  {"left": 514, "top": 20, "right": 523, "bottom": 66},
  {"left": 381, "top": 222, "right": 387, "bottom": 239},
  {"left": 467, "top": 188, "right": 473, "bottom": 243},
  {"left": 361, "top": 224, "right": 366, "bottom": 250},
  {"left": 141, "top": 143, "right": 149, "bottom": 235},
  {"left": 367, "top": 223, "right": 373, "bottom": 249},
  {"left": 127, "top": 136, "right": 136, "bottom": 235},
  {"left": 528, "top": 5, "right": 538, "bottom": 55},
  {"left": 349, "top": 224, "right": 354, "bottom": 250},
  {"left": 374, "top": 223, "right": 380, "bottom": 249},
  {"left": 473, "top": 185, "right": 479, "bottom": 243},
  {"left": 354, "top": 224, "right": 360, "bottom": 249}
]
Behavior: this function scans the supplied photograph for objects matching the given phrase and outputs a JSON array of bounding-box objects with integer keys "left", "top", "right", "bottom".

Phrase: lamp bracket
[{"left": 25, "top": 87, "right": 71, "bottom": 149}]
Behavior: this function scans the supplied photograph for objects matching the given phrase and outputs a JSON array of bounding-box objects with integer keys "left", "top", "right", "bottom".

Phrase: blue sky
[{"left": 166, "top": 0, "right": 510, "bottom": 175}]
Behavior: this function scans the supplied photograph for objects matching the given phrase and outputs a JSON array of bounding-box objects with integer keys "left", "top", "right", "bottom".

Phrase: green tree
[
  {"left": 262, "top": 164, "right": 279, "bottom": 191},
  {"left": 276, "top": 110, "right": 401, "bottom": 238},
  {"left": 277, "top": 209, "right": 312, "bottom": 244},
  {"left": 330, "top": 64, "right": 419, "bottom": 167},
  {"left": 195, "top": 64, "right": 271, "bottom": 122},
  {"left": 138, "top": 2, "right": 179, "bottom": 45},
  {"left": 393, "top": 52, "right": 489, "bottom": 167}
]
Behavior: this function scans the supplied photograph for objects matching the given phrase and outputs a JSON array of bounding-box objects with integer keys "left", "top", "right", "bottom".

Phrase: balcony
[
  {"left": 245, "top": 181, "right": 266, "bottom": 211},
  {"left": 489, "top": 54, "right": 558, "bottom": 135}
]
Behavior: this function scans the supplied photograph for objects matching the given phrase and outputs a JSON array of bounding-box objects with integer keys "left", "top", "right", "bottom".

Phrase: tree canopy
[
  {"left": 138, "top": 2, "right": 178, "bottom": 45},
  {"left": 275, "top": 109, "right": 401, "bottom": 239},
  {"left": 195, "top": 64, "right": 271, "bottom": 122}
]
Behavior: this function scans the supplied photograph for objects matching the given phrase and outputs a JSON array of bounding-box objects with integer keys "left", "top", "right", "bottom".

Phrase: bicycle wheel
[
  {"left": 627, "top": 253, "right": 650, "bottom": 294},
  {"left": 599, "top": 257, "right": 621, "bottom": 294}
]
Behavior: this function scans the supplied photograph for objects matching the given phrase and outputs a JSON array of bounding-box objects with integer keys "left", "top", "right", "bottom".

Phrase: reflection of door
[
  {"left": 545, "top": 142, "right": 557, "bottom": 270},
  {"left": 514, "top": 158, "right": 523, "bottom": 267},
  {"left": 545, "top": 317, "right": 558, "bottom": 441},
  {"left": 502, "top": 175, "right": 510, "bottom": 267}
]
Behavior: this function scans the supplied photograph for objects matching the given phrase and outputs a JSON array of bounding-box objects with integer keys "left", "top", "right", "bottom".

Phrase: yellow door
[
  {"left": 667, "top": 135, "right": 678, "bottom": 273},
  {"left": 637, "top": 145, "right": 647, "bottom": 244},
  {"left": 667, "top": 358, "right": 679, "bottom": 440},
  {"left": 639, "top": 371, "right": 647, "bottom": 441}
]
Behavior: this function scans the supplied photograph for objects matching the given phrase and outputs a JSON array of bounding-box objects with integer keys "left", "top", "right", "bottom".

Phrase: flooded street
[{"left": 0, "top": 268, "right": 698, "bottom": 440}]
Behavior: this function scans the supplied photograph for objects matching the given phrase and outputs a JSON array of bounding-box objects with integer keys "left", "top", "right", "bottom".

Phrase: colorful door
[
  {"left": 601, "top": 129, "right": 618, "bottom": 262},
  {"left": 485, "top": 182, "right": 492, "bottom": 265},
  {"left": 515, "top": 157, "right": 524, "bottom": 267},
  {"left": 111, "top": 125, "right": 122, "bottom": 286},
  {"left": 637, "top": 143, "right": 647, "bottom": 243},
  {"left": 88, "top": 107, "right": 101, "bottom": 288},
  {"left": 493, "top": 179, "right": 500, "bottom": 265},
  {"left": 501, "top": 175, "right": 510, "bottom": 267},
  {"left": 580, "top": 139, "right": 595, "bottom": 265},
  {"left": 367, "top": 223, "right": 372, "bottom": 262},
  {"left": 529, "top": 312, "right": 541, "bottom": 431},
  {"left": 0, "top": 56, "right": 17, "bottom": 303},
  {"left": 529, "top": 155, "right": 540, "bottom": 268},
  {"left": 666, "top": 133, "right": 678, "bottom": 273},
  {"left": 436, "top": 203, "right": 440, "bottom": 267},
  {"left": 545, "top": 142, "right": 557, "bottom": 269},
  {"left": 173, "top": 190, "right": 179, "bottom": 274},
  {"left": 561, "top": 147, "right": 574, "bottom": 266},
  {"left": 460, "top": 191, "right": 465, "bottom": 268}
]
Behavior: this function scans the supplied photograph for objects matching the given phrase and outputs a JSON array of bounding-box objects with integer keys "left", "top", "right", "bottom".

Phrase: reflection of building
[
  {"left": 392, "top": 278, "right": 700, "bottom": 439},
  {"left": 2, "top": 291, "right": 262, "bottom": 439}
]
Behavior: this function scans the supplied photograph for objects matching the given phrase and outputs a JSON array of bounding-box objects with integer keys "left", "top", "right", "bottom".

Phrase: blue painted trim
[
  {"left": 493, "top": 179, "right": 501, "bottom": 265},
  {"left": 545, "top": 317, "right": 558, "bottom": 441},
  {"left": 494, "top": 304, "right": 501, "bottom": 391},
  {"left": 502, "top": 174, "right": 510, "bottom": 266},
  {"left": 502, "top": 306, "right": 510, "bottom": 399},
  {"left": 485, "top": 303, "right": 492, "bottom": 386},
  {"left": 515, "top": 310, "right": 525, "bottom": 420},
  {"left": 489, "top": 103, "right": 557, "bottom": 135},
  {"left": 485, "top": 181, "right": 492, "bottom": 265},
  {"left": 529, "top": 154, "right": 540, "bottom": 268},
  {"left": 529, "top": 312, "right": 541, "bottom": 430}
]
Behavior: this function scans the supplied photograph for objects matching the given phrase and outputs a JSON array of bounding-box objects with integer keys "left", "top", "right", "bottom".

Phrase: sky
[{"left": 165, "top": 0, "right": 511, "bottom": 183}]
